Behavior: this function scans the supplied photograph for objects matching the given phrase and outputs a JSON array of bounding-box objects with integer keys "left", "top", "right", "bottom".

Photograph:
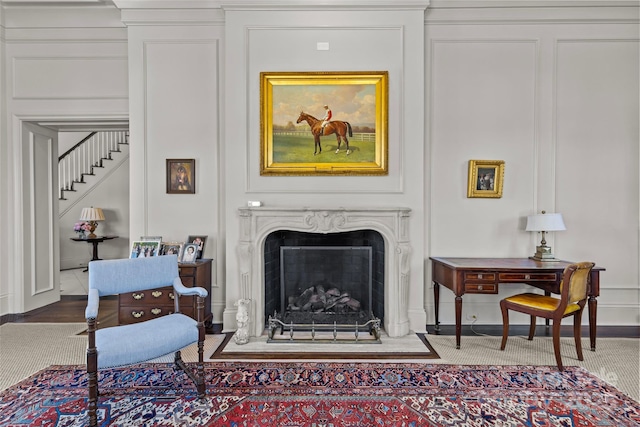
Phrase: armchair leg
[
  {"left": 528, "top": 315, "right": 537, "bottom": 340},
  {"left": 552, "top": 320, "right": 564, "bottom": 371},
  {"left": 500, "top": 301, "right": 509, "bottom": 350},
  {"left": 196, "top": 337, "right": 206, "bottom": 398},
  {"left": 86, "top": 318, "right": 99, "bottom": 427}
]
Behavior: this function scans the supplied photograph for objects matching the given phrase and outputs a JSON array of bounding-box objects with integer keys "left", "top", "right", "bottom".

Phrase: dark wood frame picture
[
  {"left": 187, "top": 235, "right": 207, "bottom": 259},
  {"left": 166, "top": 159, "right": 195, "bottom": 194}
]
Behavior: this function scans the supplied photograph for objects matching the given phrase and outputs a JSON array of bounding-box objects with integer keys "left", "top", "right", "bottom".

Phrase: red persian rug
[{"left": 0, "top": 362, "right": 638, "bottom": 426}]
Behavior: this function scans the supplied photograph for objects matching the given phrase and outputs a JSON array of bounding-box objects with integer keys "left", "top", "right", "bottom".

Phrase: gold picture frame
[
  {"left": 260, "top": 71, "right": 388, "bottom": 175},
  {"left": 467, "top": 160, "right": 505, "bottom": 198}
]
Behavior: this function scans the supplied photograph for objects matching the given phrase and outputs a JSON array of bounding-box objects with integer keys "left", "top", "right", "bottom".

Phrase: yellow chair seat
[{"left": 504, "top": 293, "right": 581, "bottom": 316}]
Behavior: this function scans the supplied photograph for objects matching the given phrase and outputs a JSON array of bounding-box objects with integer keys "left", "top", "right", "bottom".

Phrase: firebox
[{"left": 263, "top": 230, "right": 385, "bottom": 342}]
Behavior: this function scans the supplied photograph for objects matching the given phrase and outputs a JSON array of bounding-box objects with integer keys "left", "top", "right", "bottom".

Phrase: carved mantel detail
[{"left": 236, "top": 206, "right": 412, "bottom": 337}]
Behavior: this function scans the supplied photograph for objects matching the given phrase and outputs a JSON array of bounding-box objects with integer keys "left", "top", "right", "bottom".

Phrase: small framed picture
[
  {"left": 187, "top": 235, "right": 207, "bottom": 259},
  {"left": 166, "top": 159, "right": 195, "bottom": 194},
  {"left": 181, "top": 243, "right": 199, "bottom": 263},
  {"left": 467, "top": 160, "right": 505, "bottom": 198},
  {"left": 160, "top": 242, "right": 184, "bottom": 258},
  {"left": 130, "top": 240, "right": 161, "bottom": 258}
]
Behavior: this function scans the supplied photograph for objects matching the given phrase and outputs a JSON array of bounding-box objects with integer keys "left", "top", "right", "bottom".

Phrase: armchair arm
[
  {"left": 172, "top": 276, "right": 208, "bottom": 298},
  {"left": 85, "top": 288, "right": 100, "bottom": 319}
]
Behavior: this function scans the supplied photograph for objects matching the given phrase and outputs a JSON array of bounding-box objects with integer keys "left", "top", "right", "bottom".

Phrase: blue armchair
[{"left": 85, "top": 255, "right": 208, "bottom": 427}]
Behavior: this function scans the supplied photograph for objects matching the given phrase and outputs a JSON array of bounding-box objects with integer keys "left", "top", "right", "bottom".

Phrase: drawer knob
[
  {"left": 132, "top": 310, "right": 144, "bottom": 318},
  {"left": 151, "top": 308, "right": 162, "bottom": 315},
  {"left": 152, "top": 291, "right": 162, "bottom": 298},
  {"left": 132, "top": 292, "right": 144, "bottom": 300},
  {"left": 478, "top": 274, "right": 483, "bottom": 279},
  {"left": 525, "top": 274, "right": 530, "bottom": 280},
  {"left": 169, "top": 292, "right": 175, "bottom": 300},
  {"left": 478, "top": 285, "right": 483, "bottom": 290}
]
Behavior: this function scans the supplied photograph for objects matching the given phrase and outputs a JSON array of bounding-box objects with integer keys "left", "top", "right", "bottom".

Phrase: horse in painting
[{"left": 296, "top": 111, "right": 353, "bottom": 156}]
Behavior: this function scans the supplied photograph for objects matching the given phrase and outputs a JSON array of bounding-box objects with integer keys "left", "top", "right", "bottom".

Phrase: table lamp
[
  {"left": 526, "top": 210, "right": 566, "bottom": 261},
  {"left": 79, "top": 207, "right": 105, "bottom": 239}
]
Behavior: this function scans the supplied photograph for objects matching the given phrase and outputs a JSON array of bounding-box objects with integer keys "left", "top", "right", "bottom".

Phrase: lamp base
[{"left": 530, "top": 244, "right": 561, "bottom": 262}]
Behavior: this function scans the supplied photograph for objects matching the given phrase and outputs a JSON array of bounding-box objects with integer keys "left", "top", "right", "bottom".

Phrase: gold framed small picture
[{"left": 467, "top": 160, "right": 505, "bottom": 198}]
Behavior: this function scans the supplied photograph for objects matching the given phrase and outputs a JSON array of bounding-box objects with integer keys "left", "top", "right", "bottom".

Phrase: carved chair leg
[
  {"left": 528, "top": 315, "right": 537, "bottom": 340},
  {"left": 86, "top": 317, "right": 99, "bottom": 427},
  {"left": 552, "top": 320, "right": 564, "bottom": 371},
  {"left": 500, "top": 301, "right": 509, "bottom": 350},
  {"left": 196, "top": 337, "right": 206, "bottom": 398}
]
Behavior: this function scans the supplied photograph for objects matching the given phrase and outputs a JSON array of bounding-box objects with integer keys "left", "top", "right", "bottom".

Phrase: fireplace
[
  {"left": 263, "top": 230, "right": 384, "bottom": 341},
  {"left": 236, "top": 207, "right": 412, "bottom": 338}
]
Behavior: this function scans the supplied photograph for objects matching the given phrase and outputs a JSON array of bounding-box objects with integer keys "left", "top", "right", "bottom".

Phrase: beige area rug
[
  {"left": 1, "top": 323, "right": 638, "bottom": 402},
  {"left": 0, "top": 323, "right": 87, "bottom": 391}
]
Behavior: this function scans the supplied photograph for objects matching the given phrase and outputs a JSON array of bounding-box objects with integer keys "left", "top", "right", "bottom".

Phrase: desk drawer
[
  {"left": 465, "top": 283, "right": 498, "bottom": 294},
  {"left": 464, "top": 272, "right": 496, "bottom": 282},
  {"left": 499, "top": 272, "right": 557, "bottom": 282},
  {"left": 119, "top": 287, "right": 175, "bottom": 305},
  {"left": 119, "top": 306, "right": 174, "bottom": 323}
]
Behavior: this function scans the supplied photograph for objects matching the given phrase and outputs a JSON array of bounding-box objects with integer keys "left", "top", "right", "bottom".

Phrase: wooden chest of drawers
[{"left": 118, "top": 258, "right": 212, "bottom": 330}]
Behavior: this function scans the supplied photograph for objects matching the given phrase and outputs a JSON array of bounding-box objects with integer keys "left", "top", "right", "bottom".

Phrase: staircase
[{"left": 58, "top": 130, "right": 129, "bottom": 202}]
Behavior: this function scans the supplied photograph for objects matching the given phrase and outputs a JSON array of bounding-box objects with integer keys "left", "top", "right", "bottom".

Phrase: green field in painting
[{"left": 273, "top": 134, "right": 376, "bottom": 163}]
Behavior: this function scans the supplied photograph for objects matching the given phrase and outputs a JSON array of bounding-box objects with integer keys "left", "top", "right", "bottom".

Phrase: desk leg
[
  {"left": 588, "top": 296, "right": 597, "bottom": 351},
  {"left": 433, "top": 282, "right": 440, "bottom": 332},
  {"left": 454, "top": 296, "right": 462, "bottom": 349}
]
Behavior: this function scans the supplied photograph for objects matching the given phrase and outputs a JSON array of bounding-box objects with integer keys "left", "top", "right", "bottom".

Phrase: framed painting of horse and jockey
[{"left": 260, "top": 71, "right": 388, "bottom": 175}]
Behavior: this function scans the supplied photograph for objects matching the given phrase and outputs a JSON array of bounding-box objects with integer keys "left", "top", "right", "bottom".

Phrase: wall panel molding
[{"left": 12, "top": 56, "right": 128, "bottom": 100}]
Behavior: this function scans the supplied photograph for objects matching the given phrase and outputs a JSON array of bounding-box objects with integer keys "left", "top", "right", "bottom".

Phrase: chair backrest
[
  {"left": 560, "top": 261, "right": 595, "bottom": 306},
  {"left": 88, "top": 255, "right": 179, "bottom": 296}
]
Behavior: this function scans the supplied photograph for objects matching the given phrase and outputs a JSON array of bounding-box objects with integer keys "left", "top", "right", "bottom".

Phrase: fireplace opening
[
  {"left": 263, "top": 230, "right": 385, "bottom": 341},
  {"left": 281, "top": 246, "right": 372, "bottom": 321}
]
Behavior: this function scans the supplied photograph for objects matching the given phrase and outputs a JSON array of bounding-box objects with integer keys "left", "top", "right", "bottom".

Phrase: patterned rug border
[
  {"left": 2, "top": 362, "right": 639, "bottom": 427},
  {"left": 209, "top": 332, "right": 440, "bottom": 360}
]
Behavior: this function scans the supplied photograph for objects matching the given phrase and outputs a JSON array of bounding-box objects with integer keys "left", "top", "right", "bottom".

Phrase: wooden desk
[
  {"left": 71, "top": 235, "right": 118, "bottom": 270},
  {"left": 430, "top": 257, "right": 605, "bottom": 351}
]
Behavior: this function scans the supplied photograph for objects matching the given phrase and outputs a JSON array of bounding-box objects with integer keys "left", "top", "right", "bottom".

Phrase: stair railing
[{"left": 58, "top": 130, "right": 128, "bottom": 200}]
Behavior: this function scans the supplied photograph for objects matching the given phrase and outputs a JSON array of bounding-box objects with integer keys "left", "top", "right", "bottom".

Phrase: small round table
[{"left": 71, "top": 235, "right": 119, "bottom": 271}]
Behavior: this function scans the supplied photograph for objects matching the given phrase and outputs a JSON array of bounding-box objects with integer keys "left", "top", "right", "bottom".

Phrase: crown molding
[
  {"left": 112, "top": 0, "right": 431, "bottom": 10},
  {"left": 428, "top": 0, "right": 639, "bottom": 7}
]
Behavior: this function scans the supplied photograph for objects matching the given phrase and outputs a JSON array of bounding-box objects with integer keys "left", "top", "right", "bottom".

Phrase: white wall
[
  {"left": 426, "top": 2, "right": 640, "bottom": 325},
  {"left": 122, "top": 8, "right": 225, "bottom": 321},
  {"left": 0, "top": 5, "right": 129, "bottom": 315},
  {"left": 1, "top": 1, "right": 638, "bottom": 331}
]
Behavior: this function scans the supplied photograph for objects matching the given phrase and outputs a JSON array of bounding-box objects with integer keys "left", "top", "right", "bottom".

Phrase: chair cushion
[
  {"left": 504, "top": 293, "right": 580, "bottom": 316},
  {"left": 95, "top": 313, "right": 199, "bottom": 369}
]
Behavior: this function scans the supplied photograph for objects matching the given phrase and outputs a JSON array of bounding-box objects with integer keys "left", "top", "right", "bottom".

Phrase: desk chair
[
  {"left": 85, "top": 255, "right": 208, "bottom": 427},
  {"left": 500, "top": 261, "right": 595, "bottom": 371}
]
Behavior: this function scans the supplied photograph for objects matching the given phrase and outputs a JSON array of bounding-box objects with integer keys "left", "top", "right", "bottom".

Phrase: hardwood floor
[
  {"left": 2, "top": 295, "right": 118, "bottom": 328},
  {"left": 2, "top": 295, "right": 638, "bottom": 338}
]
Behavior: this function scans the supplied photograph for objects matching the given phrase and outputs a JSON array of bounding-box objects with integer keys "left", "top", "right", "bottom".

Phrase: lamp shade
[
  {"left": 79, "top": 207, "right": 105, "bottom": 222},
  {"left": 526, "top": 212, "right": 565, "bottom": 232}
]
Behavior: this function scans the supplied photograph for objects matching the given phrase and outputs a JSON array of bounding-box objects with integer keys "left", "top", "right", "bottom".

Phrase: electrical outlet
[{"left": 466, "top": 313, "right": 478, "bottom": 321}]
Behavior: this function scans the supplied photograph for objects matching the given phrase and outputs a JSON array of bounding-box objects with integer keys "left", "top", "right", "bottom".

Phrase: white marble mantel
[{"left": 233, "top": 206, "right": 412, "bottom": 337}]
